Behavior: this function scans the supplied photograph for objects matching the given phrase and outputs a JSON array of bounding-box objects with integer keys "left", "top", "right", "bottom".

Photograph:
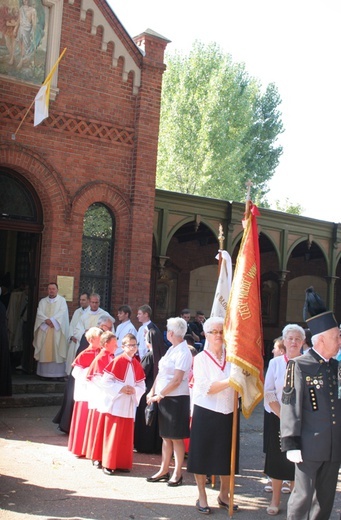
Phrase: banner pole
[{"left": 228, "top": 183, "right": 252, "bottom": 516}]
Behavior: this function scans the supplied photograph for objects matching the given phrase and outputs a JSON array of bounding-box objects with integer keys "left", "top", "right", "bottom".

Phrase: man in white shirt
[
  {"left": 136, "top": 305, "right": 152, "bottom": 360},
  {"left": 33, "top": 282, "right": 69, "bottom": 380},
  {"left": 136, "top": 304, "right": 165, "bottom": 361},
  {"left": 73, "top": 293, "right": 113, "bottom": 342},
  {"left": 65, "top": 292, "right": 90, "bottom": 374},
  {"left": 115, "top": 305, "right": 137, "bottom": 356}
]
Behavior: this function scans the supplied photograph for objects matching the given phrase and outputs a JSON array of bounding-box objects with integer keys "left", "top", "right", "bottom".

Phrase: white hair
[
  {"left": 85, "top": 326, "right": 103, "bottom": 341},
  {"left": 282, "top": 323, "right": 305, "bottom": 340},
  {"left": 167, "top": 317, "right": 187, "bottom": 338},
  {"left": 203, "top": 316, "right": 224, "bottom": 334}
]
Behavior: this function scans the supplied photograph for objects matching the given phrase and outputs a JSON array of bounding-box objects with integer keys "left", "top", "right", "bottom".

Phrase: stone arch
[
  {"left": 230, "top": 230, "right": 280, "bottom": 266},
  {"left": 287, "top": 237, "right": 328, "bottom": 272},
  {"left": 286, "top": 275, "right": 328, "bottom": 324},
  {"left": 165, "top": 216, "right": 218, "bottom": 254}
]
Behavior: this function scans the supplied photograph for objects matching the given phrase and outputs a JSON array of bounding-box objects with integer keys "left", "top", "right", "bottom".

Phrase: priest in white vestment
[
  {"left": 33, "top": 283, "right": 69, "bottom": 379},
  {"left": 73, "top": 293, "right": 113, "bottom": 342},
  {"left": 65, "top": 292, "right": 90, "bottom": 374}
]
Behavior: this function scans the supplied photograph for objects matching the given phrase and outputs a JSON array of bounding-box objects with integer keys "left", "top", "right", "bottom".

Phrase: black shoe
[
  {"left": 167, "top": 476, "right": 183, "bottom": 487},
  {"left": 92, "top": 460, "right": 102, "bottom": 469},
  {"left": 218, "top": 496, "right": 239, "bottom": 511},
  {"left": 146, "top": 472, "right": 170, "bottom": 482},
  {"left": 196, "top": 500, "right": 211, "bottom": 515},
  {"left": 102, "top": 467, "right": 115, "bottom": 475}
]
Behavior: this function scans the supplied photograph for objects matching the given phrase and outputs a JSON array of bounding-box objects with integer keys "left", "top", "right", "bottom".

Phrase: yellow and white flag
[
  {"left": 34, "top": 48, "right": 67, "bottom": 127},
  {"left": 210, "top": 250, "right": 232, "bottom": 319}
]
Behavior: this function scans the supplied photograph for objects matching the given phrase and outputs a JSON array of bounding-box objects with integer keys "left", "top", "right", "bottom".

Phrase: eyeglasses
[
  {"left": 207, "top": 330, "right": 224, "bottom": 335},
  {"left": 123, "top": 343, "right": 137, "bottom": 348}
]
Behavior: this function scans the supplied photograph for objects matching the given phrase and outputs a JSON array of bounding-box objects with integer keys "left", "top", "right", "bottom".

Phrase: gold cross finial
[{"left": 245, "top": 180, "right": 253, "bottom": 200}]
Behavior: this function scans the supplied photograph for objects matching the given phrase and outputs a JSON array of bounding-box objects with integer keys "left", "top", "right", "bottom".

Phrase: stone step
[
  {"left": 0, "top": 374, "right": 66, "bottom": 409},
  {"left": 12, "top": 380, "right": 66, "bottom": 394},
  {"left": 0, "top": 393, "right": 64, "bottom": 408}
]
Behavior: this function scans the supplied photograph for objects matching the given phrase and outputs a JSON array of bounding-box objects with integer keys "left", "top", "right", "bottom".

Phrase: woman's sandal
[
  {"left": 266, "top": 505, "right": 279, "bottom": 516},
  {"left": 196, "top": 500, "right": 211, "bottom": 515},
  {"left": 281, "top": 481, "right": 291, "bottom": 494},
  {"left": 217, "top": 496, "right": 239, "bottom": 511}
]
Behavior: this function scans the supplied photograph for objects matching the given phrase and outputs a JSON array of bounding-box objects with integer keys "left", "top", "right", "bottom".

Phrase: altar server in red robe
[
  {"left": 68, "top": 327, "right": 102, "bottom": 456},
  {"left": 99, "top": 333, "right": 145, "bottom": 475},
  {"left": 83, "top": 331, "right": 117, "bottom": 466}
]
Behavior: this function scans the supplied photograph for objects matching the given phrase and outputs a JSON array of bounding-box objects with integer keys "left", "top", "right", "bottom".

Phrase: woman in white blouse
[
  {"left": 146, "top": 317, "right": 192, "bottom": 486},
  {"left": 263, "top": 324, "right": 305, "bottom": 516},
  {"left": 187, "top": 316, "right": 238, "bottom": 515}
]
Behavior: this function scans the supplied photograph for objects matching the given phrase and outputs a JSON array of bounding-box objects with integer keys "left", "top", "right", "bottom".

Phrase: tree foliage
[
  {"left": 156, "top": 41, "right": 284, "bottom": 204},
  {"left": 274, "top": 198, "right": 304, "bottom": 215}
]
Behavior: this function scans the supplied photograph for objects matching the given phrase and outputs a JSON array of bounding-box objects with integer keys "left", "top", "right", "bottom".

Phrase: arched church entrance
[{"left": 0, "top": 169, "right": 43, "bottom": 374}]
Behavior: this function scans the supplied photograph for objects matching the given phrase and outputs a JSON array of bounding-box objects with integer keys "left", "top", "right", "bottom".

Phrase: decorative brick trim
[
  {"left": 71, "top": 180, "right": 131, "bottom": 224},
  {"left": 0, "top": 101, "right": 135, "bottom": 145},
  {"left": 71, "top": 0, "right": 141, "bottom": 94}
]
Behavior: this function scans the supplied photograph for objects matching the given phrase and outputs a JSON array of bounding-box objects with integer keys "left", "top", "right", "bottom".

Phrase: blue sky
[{"left": 109, "top": 0, "right": 340, "bottom": 223}]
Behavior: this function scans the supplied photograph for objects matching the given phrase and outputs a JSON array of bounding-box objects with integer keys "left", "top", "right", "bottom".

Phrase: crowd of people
[{"left": 2, "top": 278, "right": 340, "bottom": 518}]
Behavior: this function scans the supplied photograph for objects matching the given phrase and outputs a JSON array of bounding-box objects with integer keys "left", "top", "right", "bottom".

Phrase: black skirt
[
  {"left": 187, "top": 404, "right": 239, "bottom": 476},
  {"left": 264, "top": 411, "right": 295, "bottom": 480},
  {"left": 158, "top": 395, "right": 190, "bottom": 439}
]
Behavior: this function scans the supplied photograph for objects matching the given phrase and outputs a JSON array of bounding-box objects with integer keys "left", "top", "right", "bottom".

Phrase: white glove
[{"left": 286, "top": 449, "right": 303, "bottom": 463}]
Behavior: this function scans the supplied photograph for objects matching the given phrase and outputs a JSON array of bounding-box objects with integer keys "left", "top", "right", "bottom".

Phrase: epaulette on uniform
[{"left": 282, "top": 359, "right": 295, "bottom": 405}]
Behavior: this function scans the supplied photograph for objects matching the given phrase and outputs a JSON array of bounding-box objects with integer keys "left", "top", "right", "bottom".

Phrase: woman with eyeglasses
[
  {"left": 263, "top": 324, "right": 305, "bottom": 516},
  {"left": 146, "top": 317, "right": 192, "bottom": 486},
  {"left": 187, "top": 316, "right": 239, "bottom": 515}
]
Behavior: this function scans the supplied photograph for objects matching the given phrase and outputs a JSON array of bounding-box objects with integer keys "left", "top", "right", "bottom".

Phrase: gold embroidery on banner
[{"left": 237, "top": 263, "right": 257, "bottom": 320}]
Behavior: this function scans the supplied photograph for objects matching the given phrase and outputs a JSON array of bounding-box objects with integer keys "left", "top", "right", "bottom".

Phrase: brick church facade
[
  {"left": 1, "top": 0, "right": 169, "bottom": 339},
  {"left": 1, "top": 0, "right": 341, "bottom": 374}
]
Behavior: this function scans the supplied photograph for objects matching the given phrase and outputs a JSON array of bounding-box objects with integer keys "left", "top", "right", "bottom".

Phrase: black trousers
[{"left": 287, "top": 459, "right": 340, "bottom": 520}]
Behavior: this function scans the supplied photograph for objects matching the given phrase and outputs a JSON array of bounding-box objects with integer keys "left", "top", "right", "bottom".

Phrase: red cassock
[
  {"left": 99, "top": 355, "right": 145, "bottom": 471},
  {"left": 67, "top": 346, "right": 99, "bottom": 456},
  {"left": 82, "top": 349, "right": 114, "bottom": 461}
]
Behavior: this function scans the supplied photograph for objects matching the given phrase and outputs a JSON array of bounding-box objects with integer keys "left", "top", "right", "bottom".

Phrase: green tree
[
  {"left": 156, "top": 41, "right": 284, "bottom": 203},
  {"left": 274, "top": 198, "right": 304, "bottom": 215}
]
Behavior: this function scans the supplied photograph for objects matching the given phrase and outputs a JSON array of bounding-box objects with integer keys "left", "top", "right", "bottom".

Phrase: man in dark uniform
[{"left": 280, "top": 311, "right": 341, "bottom": 520}]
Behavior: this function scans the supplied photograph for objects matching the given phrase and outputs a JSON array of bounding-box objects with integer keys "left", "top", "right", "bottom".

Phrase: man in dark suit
[{"left": 280, "top": 311, "right": 341, "bottom": 520}]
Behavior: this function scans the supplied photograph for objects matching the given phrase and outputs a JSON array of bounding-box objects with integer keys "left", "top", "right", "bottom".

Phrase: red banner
[{"left": 224, "top": 203, "right": 264, "bottom": 419}]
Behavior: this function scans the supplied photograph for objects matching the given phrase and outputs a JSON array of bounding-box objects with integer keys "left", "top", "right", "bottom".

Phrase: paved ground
[{"left": 0, "top": 403, "right": 340, "bottom": 520}]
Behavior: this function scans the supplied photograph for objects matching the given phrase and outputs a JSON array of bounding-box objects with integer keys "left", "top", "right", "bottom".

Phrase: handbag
[{"left": 145, "top": 401, "right": 155, "bottom": 426}]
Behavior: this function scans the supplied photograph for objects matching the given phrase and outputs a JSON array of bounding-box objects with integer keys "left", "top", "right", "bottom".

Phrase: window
[{"left": 80, "top": 203, "right": 114, "bottom": 312}]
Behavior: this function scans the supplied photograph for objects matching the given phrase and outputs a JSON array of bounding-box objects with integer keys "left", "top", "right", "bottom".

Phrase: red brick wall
[{"left": 0, "top": 0, "right": 169, "bottom": 317}]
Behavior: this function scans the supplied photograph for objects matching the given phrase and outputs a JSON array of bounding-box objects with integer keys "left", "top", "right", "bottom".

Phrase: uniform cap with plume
[{"left": 303, "top": 286, "right": 327, "bottom": 321}]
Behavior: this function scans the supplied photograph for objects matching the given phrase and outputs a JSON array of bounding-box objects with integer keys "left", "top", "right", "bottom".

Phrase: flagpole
[
  {"left": 11, "top": 47, "right": 67, "bottom": 140},
  {"left": 227, "top": 180, "right": 253, "bottom": 517},
  {"left": 11, "top": 99, "right": 36, "bottom": 140},
  {"left": 210, "top": 224, "right": 226, "bottom": 491}
]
